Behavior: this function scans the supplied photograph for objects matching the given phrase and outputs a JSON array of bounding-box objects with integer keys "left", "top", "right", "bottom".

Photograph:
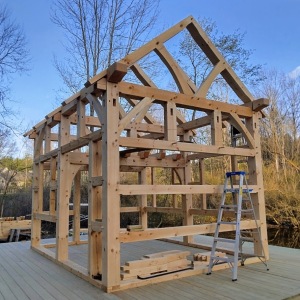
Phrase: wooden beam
[
  {"left": 155, "top": 45, "right": 194, "bottom": 95},
  {"left": 36, "top": 149, "right": 59, "bottom": 164},
  {"left": 107, "top": 62, "right": 127, "bottom": 83},
  {"left": 34, "top": 125, "right": 46, "bottom": 160},
  {"left": 227, "top": 112, "right": 255, "bottom": 149},
  {"left": 119, "top": 16, "right": 193, "bottom": 67},
  {"left": 126, "top": 98, "right": 157, "bottom": 125},
  {"left": 61, "top": 130, "right": 102, "bottom": 154},
  {"left": 85, "top": 94, "right": 104, "bottom": 125},
  {"left": 119, "top": 137, "right": 256, "bottom": 157},
  {"left": 120, "top": 156, "right": 186, "bottom": 168},
  {"left": 145, "top": 207, "right": 183, "bottom": 214},
  {"left": 178, "top": 115, "right": 211, "bottom": 131},
  {"left": 33, "top": 212, "right": 57, "bottom": 222},
  {"left": 186, "top": 152, "right": 222, "bottom": 160},
  {"left": 243, "top": 98, "right": 270, "bottom": 112},
  {"left": 118, "top": 82, "right": 254, "bottom": 117},
  {"left": 130, "top": 63, "right": 156, "bottom": 87},
  {"left": 120, "top": 220, "right": 260, "bottom": 243},
  {"left": 118, "top": 97, "right": 155, "bottom": 133},
  {"left": 61, "top": 98, "right": 78, "bottom": 117},
  {"left": 69, "top": 152, "right": 89, "bottom": 165},
  {"left": 120, "top": 207, "right": 140, "bottom": 213},
  {"left": 196, "top": 61, "right": 225, "bottom": 97},
  {"left": 118, "top": 184, "right": 258, "bottom": 195}
]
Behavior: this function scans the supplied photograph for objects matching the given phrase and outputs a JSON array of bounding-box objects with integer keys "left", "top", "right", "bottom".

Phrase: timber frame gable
[{"left": 25, "top": 16, "right": 269, "bottom": 293}]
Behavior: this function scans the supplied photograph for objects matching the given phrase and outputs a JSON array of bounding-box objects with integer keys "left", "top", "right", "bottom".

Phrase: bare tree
[
  {"left": 285, "top": 76, "right": 300, "bottom": 160},
  {"left": 0, "top": 4, "right": 30, "bottom": 128},
  {"left": 51, "top": 0, "right": 160, "bottom": 95},
  {"left": 255, "top": 69, "right": 300, "bottom": 227}
]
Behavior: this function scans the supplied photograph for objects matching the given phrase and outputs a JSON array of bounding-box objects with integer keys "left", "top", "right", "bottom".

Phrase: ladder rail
[{"left": 208, "top": 175, "right": 229, "bottom": 272}]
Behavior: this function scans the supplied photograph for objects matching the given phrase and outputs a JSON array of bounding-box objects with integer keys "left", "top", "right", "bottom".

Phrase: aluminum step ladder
[{"left": 207, "top": 171, "right": 269, "bottom": 281}]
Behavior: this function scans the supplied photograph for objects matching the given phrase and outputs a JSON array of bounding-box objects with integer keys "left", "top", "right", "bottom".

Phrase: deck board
[{"left": 0, "top": 238, "right": 299, "bottom": 299}]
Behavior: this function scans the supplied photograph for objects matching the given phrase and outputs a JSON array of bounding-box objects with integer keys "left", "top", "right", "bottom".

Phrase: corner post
[
  {"left": 31, "top": 127, "right": 45, "bottom": 248},
  {"left": 102, "top": 81, "right": 121, "bottom": 291},
  {"left": 246, "top": 113, "right": 269, "bottom": 259}
]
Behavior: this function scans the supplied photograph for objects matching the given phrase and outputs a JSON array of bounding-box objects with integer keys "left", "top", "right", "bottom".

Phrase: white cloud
[{"left": 289, "top": 66, "right": 300, "bottom": 79}]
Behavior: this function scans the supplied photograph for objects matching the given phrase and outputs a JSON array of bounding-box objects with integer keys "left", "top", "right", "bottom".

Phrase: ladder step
[
  {"left": 241, "top": 209, "right": 254, "bottom": 214},
  {"left": 240, "top": 237, "right": 254, "bottom": 242},
  {"left": 211, "top": 256, "right": 234, "bottom": 263},
  {"left": 218, "top": 221, "right": 237, "bottom": 225},
  {"left": 241, "top": 229, "right": 259, "bottom": 234},
  {"left": 226, "top": 171, "right": 246, "bottom": 176},
  {"left": 225, "top": 188, "right": 253, "bottom": 193},
  {"left": 224, "top": 188, "right": 239, "bottom": 193},
  {"left": 242, "top": 253, "right": 266, "bottom": 259},
  {"left": 214, "top": 238, "right": 236, "bottom": 244},
  {"left": 221, "top": 205, "right": 237, "bottom": 210}
]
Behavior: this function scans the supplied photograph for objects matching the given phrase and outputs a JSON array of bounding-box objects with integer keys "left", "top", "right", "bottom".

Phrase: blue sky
[{"left": 3, "top": 0, "right": 300, "bottom": 136}]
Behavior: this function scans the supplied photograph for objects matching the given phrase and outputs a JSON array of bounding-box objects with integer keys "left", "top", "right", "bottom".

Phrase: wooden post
[
  {"left": 151, "top": 167, "right": 157, "bottom": 207},
  {"left": 211, "top": 110, "right": 222, "bottom": 146},
  {"left": 56, "top": 115, "right": 71, "bottom": 261},
  {"left": 199, "top": 158, "right": 207, "bottom": 209},
  {"left": 102, "top": 82, "right": 121, "bottom": 291},
  {"left": 77, "top": 99, "right": 87, "bottom": 138},
  {"left": 246, "top": 113, "right": 269, "bottom": 259},
  {"left": 171, "top": 169, "right": 177, "bottom": 208},
  {"left": 31, "top": 161, "right": 44, "bottom": 248},
  {"left": 49, "top": 158, "right": 56, "bottom": 215},
  {"left": 139, "top": 168, "right": 148, "bottom": 229},
  {"left": 88, "top": 140, "right": 102, "bottom": 277},
  {"left": 164, "top": 101, "right": 177, "bottom": 142},
  {"left": 31, "top": 128, "right": 45, "bottom": 248},
  {"left": 45, "top": 125, "right": 51, "bottom": 153},
  {"left": 72, "top": 171, "right": 81, "bottom": 243},
  {"left": 182, "top": 133, "right": 193, "bottom": 244}
]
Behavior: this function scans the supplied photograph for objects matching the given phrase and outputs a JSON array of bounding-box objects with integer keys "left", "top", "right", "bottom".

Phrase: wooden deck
[{"left": 0, "top": 238, "right": 299, "bottom": 300}]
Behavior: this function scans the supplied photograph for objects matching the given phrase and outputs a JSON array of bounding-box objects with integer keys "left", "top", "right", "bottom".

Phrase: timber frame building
[{"left": 25, "top": 16, "right": 269, "bottom": 293}]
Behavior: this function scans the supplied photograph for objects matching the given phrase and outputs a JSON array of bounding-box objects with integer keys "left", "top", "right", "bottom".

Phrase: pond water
[{"left": 267, "top": 227, "right": 300, "bottom": 249}]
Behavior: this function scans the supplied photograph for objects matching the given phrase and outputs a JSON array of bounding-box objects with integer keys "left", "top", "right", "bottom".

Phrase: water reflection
[{"left": 268, "top": 228, "right": 300, "bottom": 249}]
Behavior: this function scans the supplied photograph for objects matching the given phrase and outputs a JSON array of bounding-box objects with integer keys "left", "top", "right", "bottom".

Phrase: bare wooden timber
[
  {"left": 0, "top": 219, "right": 31, "bottom": 241},
  {"left": 24, "top": 16, "right": 270, "bottom": 292}
]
